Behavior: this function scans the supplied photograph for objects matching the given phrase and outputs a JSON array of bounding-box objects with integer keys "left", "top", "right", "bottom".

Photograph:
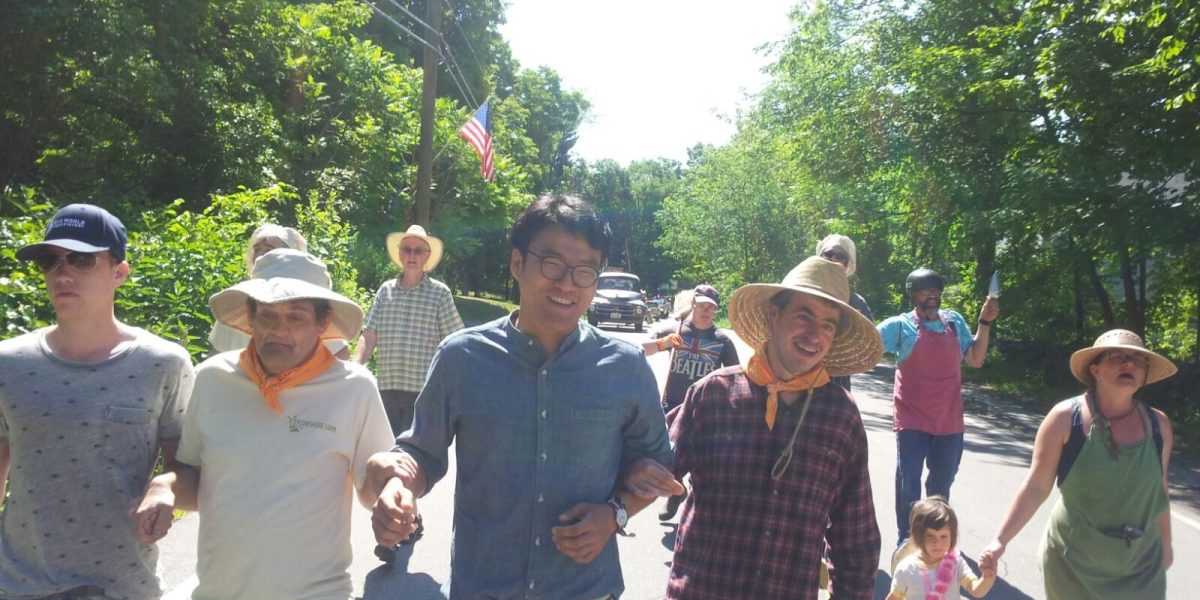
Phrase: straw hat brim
[
  {"left": 210, "top": 278, "right": 364, "bottom": 341},
  {"left": 1069, "top": 344, "right": 1177, "bottom": 385},
  {"left": 729, "top": 282, "right": 883, "bottom": 377},
  {"left": 386, "top": 232, "right": 443, "bottom": 272}
]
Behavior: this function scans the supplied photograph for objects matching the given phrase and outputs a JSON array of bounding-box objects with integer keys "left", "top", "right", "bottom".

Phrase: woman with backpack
[{"left": 980, "top": 329, "right": 1176, "bottom": 599}]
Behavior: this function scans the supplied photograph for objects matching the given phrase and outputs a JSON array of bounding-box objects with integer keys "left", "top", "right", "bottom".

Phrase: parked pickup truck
[{"left": 587, "top": 272, "right": 648, "bottom": 332}]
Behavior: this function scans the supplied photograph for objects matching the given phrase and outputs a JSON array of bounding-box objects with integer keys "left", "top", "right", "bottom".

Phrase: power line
[
  {"left": 363, "top": 0, "right": 479, "bottom": 107},
  {"left": 361, "top": 0, "right": 442, "bottom": 56},
  {"left": 442, "top": 0, "right": 487, "bottom": 79},
  {"left": 441, "top": 37, "right": 478, "bottom": 107}
]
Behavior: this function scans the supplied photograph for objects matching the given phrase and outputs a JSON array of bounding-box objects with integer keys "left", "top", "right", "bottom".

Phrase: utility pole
[{"left": 414, "top": 0, "right": 442, "bottom": 227}]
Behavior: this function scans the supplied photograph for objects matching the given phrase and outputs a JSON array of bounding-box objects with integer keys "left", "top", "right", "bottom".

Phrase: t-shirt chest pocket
[{"left": 103, "top": 405, "right": 154, "bottom": 464}]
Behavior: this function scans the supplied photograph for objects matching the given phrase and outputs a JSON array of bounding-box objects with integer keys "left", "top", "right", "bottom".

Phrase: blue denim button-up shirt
[{"left": 397, "top": 314, "right": 673, "bottom": 600}]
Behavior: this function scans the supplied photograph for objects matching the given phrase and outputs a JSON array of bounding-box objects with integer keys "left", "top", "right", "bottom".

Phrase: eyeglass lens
[
  {"left": 401, "top": 246, "right": 429, "bottom": 255},
  {"left": 532, "top": 253, "right": 599, "bottom": 287},
  {"left": 32, "top": 252, "right": 99, "bottom": 273},
  {"left": 1106, "top": 352, "right": 1147, "bottom": 367}
]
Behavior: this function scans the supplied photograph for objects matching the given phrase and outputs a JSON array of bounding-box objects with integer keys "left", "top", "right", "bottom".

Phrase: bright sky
[{"left": 499, "top": 0, "right": 798, "bottom": 166}]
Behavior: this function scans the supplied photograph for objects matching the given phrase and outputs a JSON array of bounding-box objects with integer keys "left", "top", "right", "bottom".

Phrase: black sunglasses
[{"left": 31, "top": 252, "right": 101, "bottom": 273}]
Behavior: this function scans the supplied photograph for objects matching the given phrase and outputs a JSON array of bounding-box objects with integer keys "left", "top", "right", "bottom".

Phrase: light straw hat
[
  {"left": 1069, "top": 329, "right": 1177, "bottom": 385},
  {"left": 210, "top": 249, "right": 363, "bottom": 340},
  {"left": 728, "top": 256, "right": 883, "bottom": 377},
  {"left": 386, "top": 224, "right": 444, "bottom": 272}
]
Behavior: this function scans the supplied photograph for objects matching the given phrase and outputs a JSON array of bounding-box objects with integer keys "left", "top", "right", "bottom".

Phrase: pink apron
[{"left": 893, "top": 311, "right": 964, "bottom": 435}]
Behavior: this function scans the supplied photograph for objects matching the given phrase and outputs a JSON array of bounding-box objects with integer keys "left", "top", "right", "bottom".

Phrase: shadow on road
[
  {"left": 660, "top": 523, "right": 677, "bottom": 552},
  {"left": 361, "top": 545, "right": 444, "bottom": 600}
]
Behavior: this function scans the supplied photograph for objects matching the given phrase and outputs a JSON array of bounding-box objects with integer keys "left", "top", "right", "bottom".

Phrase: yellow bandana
[
  {"left": 743, "top": 342, "right": 830, "bottom": 430},
  {"left": 238, "top": 340, "right": 336, "bottom": 413}
]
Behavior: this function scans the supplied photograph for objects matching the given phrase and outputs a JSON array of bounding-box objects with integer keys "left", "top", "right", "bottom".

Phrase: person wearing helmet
[{"left": 877, "top": 268, "right": 999, "bottom": 549}]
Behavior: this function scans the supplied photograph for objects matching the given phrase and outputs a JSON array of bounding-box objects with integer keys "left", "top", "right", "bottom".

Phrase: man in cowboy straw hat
[
  {"left": 877, "top": 267, "right": 999, "bottom": 549},
  {"left": 645, "top": 256, "right": 884, "bottom": 599},
  {"left": 132, "top": 249, "right": 394, "bottom": 599},
  {"left": 355, "top": 224, "right": 463, "bottom": 437},
  {"left": 365, "top": 194, "right": 679, "bottom": 599},
  {"left": 0, "top": 204, "right": 194, "bottom": 599}
]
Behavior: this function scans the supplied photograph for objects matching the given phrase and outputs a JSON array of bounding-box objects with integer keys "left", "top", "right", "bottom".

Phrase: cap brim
[
  {"left": 728, "top": 283, "right": 883, "bottom": 377},
  {"left": 694, "top": 297, "right": 719, "bottom": 306},
  {"left": 16, "top": 240, "right": 112, "bottom": 260}
]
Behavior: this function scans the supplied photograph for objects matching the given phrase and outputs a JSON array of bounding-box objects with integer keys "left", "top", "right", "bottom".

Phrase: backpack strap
[
  {"left": 1149, "top": 407, "right": 1164, "bottom": 472},
  {"left": 1056, "top": 397, "right": 1086, "bottom": 487}
]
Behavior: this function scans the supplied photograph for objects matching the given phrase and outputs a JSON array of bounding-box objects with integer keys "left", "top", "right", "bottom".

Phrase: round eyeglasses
[{"left": 525, "top": 250, "right": 600, "bottom": 287}]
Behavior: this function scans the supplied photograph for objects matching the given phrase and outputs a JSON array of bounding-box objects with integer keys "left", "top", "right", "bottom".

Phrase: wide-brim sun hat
[
  {"left": 728, "top": 256, "right": 883, "bottom": 377},
  {"left": 209, "top": 249, "right": 363, "bottom": 340},
  {"left": 1069, "top": 329, "right": 1177, "bottom": 385},
  {"left": 386, "top": 224, "right": 444, "bottom": 272}
]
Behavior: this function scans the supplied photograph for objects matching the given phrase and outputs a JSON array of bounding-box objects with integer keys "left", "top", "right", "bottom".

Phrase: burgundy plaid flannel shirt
[{"left": 666, "top": 366, "right": 880, "bottom": 600}]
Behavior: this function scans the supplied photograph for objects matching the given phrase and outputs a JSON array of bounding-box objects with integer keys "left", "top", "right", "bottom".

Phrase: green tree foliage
[{"left": 663, "top": 0, "right": 1199, "bottom": 438}]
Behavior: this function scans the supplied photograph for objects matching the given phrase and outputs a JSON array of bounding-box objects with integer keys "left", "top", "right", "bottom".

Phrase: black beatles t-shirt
[{"left": 652, "top": 319, "right": 740, "bottom": 412}]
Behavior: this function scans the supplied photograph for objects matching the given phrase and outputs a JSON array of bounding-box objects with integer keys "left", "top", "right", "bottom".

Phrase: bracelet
[{"left": 978, "top": 318, "right": 995, "bottom": 327}]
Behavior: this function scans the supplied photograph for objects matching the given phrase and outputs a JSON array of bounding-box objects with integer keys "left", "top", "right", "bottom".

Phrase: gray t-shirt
[{"left": 0, "top": 327, "right": 194, "bottom": 599}]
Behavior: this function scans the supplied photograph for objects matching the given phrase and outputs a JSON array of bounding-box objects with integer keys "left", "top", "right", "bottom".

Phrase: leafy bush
[{"left": 0, "top": 184, "right": 369, "bottom": 364}]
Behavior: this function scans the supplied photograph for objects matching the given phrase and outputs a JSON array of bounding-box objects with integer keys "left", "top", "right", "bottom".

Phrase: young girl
[{"left": 888, "top": 496, "right": 996, "bottom": 600}]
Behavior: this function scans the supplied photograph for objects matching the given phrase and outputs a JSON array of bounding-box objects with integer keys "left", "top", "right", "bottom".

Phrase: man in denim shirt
[{"left": 367, "top": 194, "right": 678, "bottom": 599}]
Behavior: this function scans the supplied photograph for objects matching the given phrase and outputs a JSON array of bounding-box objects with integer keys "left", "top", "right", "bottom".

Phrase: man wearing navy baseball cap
[
  {"left": 0, "top": 203, "right": 195, "bottom": 599},
  {"left": 642, "top": 283, "right": 740, "bottom": 521}
]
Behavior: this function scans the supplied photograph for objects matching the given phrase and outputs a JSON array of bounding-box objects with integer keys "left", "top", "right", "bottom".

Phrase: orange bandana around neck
[
  {"left": 743, "top": 342, "right": 830, "bottom": 430},
  {"left": 238, "top": 340, "right": 336, "bottom": 413}
]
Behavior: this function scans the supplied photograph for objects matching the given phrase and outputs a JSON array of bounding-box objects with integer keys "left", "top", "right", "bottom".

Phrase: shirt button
[
  {"left": 534, "top": 536, "right": 541, "bottom": 546},
  {"left": 772, "top": 489, "right": 779, "bottom": 496},
  {"left": 541, "top": 369, "right": 548, "bottom": 377},
  {"left": 540, "top": 410, "right": 547, "bottom": 419},
  {"left": 529, "top": 580, "right": 536, "bottom": 590},
  {"left": 541, "top": 452, "right": 548, "bottom": 461},
  {"left": 538, "top": 494, "right": 545, "bottom": 503}
]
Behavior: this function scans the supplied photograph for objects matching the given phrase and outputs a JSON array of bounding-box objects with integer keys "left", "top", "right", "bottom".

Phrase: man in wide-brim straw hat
[
  {"left": 132, "top": 249, "right": 394, "bottom": 600},
  {"left": 651, "top": 256, "right": 884, "bottom": 599},
  {"left": 355, "top": 224, "right": 463, "bottom": 438}
]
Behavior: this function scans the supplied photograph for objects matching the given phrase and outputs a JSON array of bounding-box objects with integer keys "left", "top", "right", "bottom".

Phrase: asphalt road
[{"left": 157, "top": 318, "right": 1200, "bottom": 599}]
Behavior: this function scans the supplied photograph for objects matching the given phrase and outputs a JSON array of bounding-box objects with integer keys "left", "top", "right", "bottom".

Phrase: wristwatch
[{"left": 607, "top": 496, "right": 629, "bottom": 535}]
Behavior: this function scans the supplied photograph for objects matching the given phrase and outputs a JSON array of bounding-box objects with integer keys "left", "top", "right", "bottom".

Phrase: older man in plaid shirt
[
  {"left": 644, "top": 256, "right": 883, "bottom": 599},
  {"left": 355, "top": 225, "right": 463, "bottom": 436}
]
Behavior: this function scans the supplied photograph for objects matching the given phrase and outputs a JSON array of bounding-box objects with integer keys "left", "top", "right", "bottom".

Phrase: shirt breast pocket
[
  {"left": 569, "top": 407, "right": 622, "bottom": 482},
  {"left": 103, "top": 405, "right": 154, "bottom": 466}
]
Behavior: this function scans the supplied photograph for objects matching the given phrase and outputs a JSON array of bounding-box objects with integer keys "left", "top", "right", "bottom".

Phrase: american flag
[{"left": 458, "top": 100, "right": 495, "bottom": 181}]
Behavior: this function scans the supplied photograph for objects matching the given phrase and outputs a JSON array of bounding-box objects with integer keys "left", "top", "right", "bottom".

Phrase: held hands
[
  {"left": 130, "top": 481, "right": 176, "bottom": 544},
  {"left": 978, "top": 296, "right": 1000, "bottom": 324},
  {"left": 978, "top": 540, "right": 1004, "bottom": 574},
  {"left": 551, "top": 503, "right": 617, "bottom": 564},
  {"left": 657, "top": 333, "right": 684, "bottom": 352},
  {"left": 622, "top": 457, "right": 685, "bottom": 500},
  {"left": 371, "top": 476, "right": 421, "bottom": 547}
]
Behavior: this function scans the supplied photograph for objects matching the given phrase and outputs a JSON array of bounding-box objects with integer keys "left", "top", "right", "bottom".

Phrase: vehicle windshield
[{"left": 598, "top": 277, "right": 636, "bottom": 291}]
